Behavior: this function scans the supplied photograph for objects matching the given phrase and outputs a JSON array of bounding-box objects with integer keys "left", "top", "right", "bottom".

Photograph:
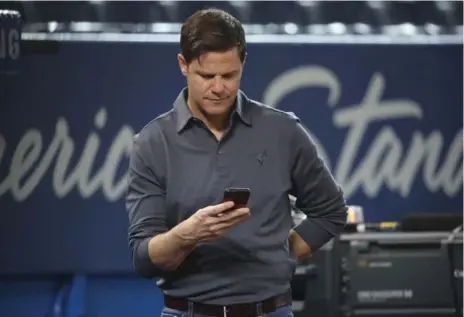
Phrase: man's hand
[
  {"left": 289, "top": 229, "right": 312, "bottom": 260},
  {"left": 174, "top": 201, "right": 251, "bottom": 244},
  {"left": 147, "top": 201, "right": 249, "bottom": 272}
]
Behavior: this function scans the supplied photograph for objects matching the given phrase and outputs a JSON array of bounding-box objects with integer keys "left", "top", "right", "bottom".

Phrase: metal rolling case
[
  {"left": 443, "top": 227, "right": 463, "bottom": 317},
  {"left": 337, "top": 231, "right": 459, "bottom": 317}
]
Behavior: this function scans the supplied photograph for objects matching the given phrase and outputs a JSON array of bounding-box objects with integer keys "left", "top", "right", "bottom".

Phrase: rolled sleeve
[
  {"left": 289, "top": 120, "right": 347, "bottom": 251},
  {"left": 126, "top": 131, "right": 168, "bottom": 278}
]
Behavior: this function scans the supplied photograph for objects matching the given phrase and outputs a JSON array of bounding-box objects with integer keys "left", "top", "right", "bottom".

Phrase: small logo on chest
[{"left": 256, "top": 150, "right": 268, "bottom": 166}]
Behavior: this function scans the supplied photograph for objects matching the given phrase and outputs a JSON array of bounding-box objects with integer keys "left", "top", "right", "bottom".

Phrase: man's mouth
[{"left": 207, "top": 98, "right": 227, "bottom": 103}]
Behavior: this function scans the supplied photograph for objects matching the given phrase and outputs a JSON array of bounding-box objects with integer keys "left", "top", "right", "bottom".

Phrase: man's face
[{"left": 178, "top": 48, "right": 244, "bottom": 117}]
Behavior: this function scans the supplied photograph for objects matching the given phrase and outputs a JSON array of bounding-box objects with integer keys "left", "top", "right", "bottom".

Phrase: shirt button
[{"left": 217, "top": 150, "right": 223, "bottom": 155}]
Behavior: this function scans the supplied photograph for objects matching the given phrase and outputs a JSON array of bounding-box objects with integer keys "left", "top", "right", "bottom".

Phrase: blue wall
[{"left": 0, "top": 41, "right": 462, "bottom": 317}]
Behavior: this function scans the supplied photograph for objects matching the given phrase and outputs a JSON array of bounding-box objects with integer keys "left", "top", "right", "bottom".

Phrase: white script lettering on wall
[
  {"left": 0, "top": 108, "right": 134, "bottom": 202},
  {"left": 263, "top": 65, "right": 463, "bottom": 198},
  {"left": 0, "top": 66, "right": 461, "bottom": 202}
]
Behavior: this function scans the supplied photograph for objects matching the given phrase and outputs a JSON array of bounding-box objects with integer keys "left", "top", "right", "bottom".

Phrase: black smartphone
[{"left": 222, "top": 187, "right": 251, "bottom": 208}]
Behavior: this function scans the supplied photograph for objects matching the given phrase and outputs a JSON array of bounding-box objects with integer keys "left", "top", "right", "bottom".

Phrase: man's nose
[{"left": 211, "top": 77, "right": 225, "bottom": 94}]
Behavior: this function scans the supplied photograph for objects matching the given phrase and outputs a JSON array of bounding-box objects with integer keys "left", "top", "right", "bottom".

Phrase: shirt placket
[{"left": 216, "top": 141, "right": 229, "bottom": 178}]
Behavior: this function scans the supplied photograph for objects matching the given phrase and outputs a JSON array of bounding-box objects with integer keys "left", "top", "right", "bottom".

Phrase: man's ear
[
  {"left": 242, "top": 52, "right": 247, "bottom": 66},
  {"left": 177, "top": 54, "right": 188, "bottom": 76}
]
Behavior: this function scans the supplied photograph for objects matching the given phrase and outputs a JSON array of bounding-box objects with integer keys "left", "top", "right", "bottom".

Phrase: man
[{"left": 126, "top": 8, "right": 347, "bottom": 317}]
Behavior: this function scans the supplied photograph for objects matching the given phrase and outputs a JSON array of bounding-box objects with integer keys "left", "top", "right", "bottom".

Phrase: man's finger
[
  {"left": 210, "top": 211, "right": 250, "bottom": 230},
  {"left": 205, "top": 201, "right": 235, "bottom": 215},
  {"left": 218, "top": 207, "right": 250, "bottom": 221},
  {"left": 210, "top": 215, "right": 249, "bottom": 233}
]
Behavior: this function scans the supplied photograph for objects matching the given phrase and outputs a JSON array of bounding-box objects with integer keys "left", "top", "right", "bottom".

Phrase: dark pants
[{"left": 160, "top": 304, "right": 294, "bottom": 317}]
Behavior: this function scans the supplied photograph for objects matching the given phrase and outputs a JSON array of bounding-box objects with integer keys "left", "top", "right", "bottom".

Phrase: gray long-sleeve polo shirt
[{"left": 126, "top": 88, "right": 347, "bottom": 305}]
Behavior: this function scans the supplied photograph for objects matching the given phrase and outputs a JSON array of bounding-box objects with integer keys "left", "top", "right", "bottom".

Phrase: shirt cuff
[
  {"left": 293, "top": 217, "right": 336, "bottom": 252},
  {"left": 133, "top": 237, "right": 165, "bottom": 278}
]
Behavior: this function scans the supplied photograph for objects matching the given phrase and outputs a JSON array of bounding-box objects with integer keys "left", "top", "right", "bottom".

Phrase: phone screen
[{"left": 222, "top": 187, "right": 251, "bottom": 208}]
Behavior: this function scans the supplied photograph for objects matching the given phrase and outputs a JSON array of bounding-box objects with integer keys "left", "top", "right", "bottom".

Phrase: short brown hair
[{"left": 180, "top": 8, "right": 247, "bottom": 64}]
